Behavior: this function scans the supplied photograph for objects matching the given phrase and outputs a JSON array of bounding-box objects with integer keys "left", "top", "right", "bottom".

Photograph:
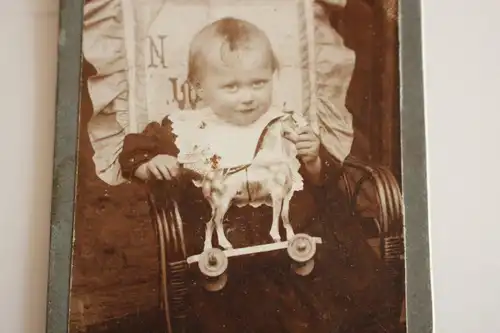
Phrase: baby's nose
[{"left": 239, "top": 88, "right": 255, "bottom": 105}]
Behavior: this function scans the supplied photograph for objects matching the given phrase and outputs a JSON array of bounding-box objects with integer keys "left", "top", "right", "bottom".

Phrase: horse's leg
[
  {"left": 212, "top": 198, "right": 233, "bottom": 250},
  {"left": 203, "top": 205, "right": 216, "bottom": 251},
  {"left": 281, "top": 190, "right": 295, "bottom": 240},
  {"left": 269, "top": 191, "right": 283, "bottom": 242}
]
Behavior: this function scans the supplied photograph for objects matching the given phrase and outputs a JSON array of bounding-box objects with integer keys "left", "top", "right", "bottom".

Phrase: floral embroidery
[{"left": 210, "top": 154, "right": 221, "bottom": 169}]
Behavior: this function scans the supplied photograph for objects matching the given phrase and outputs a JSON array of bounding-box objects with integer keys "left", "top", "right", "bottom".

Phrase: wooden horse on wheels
[{"left": 176, "top": 109, "right": 322, "bottom": 291}]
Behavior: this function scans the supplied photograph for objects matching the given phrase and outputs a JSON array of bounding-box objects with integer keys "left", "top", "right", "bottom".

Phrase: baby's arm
[
  {"left": 134, "top": 155, "right": 180, "bottom": 181},
  {"left": 283, "top": 123, "right": 339, "bottom": 186},
  {"left": 283, "top": 124, "right": 321, "bottom": 184},
  {"left": 118, "top": 117, "right": 180, "bottom": 181}
]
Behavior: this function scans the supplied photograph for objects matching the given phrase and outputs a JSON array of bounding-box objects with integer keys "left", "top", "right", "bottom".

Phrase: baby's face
[{"left": 198, "top": 45, "right": 274, "bottom": 126}]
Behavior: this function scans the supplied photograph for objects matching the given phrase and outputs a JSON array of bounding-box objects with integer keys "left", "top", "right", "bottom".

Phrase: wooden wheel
[
  {"left": 287, "top": 233, "right": 317, "bottom": 276},
  {"left": 198, "top": 248, "right": 229, "bottom": 292}
]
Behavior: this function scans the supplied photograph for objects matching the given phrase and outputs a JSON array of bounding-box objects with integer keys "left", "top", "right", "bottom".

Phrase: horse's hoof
[
  {"left": 217, "top": 235, "right": 233, "bottom": 249},
  {"left": 269, "top": 230, "right": 281, "bottom": 242},
  {"left": 219, "top": 242, "right": 233, "bottom": 250},
  {"left": 285, "top": 232, "right": 295, "bottom": 241}
]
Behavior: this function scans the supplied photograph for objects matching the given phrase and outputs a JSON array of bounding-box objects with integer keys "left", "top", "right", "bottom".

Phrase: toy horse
[{"left": 178, "top": 110, "right": 305, "bottom": 251}]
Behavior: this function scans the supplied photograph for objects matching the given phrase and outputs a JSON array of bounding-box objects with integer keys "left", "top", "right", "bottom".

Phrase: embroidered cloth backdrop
[{"left": 83, "top": 0, "right": 355, "bottom": 185}]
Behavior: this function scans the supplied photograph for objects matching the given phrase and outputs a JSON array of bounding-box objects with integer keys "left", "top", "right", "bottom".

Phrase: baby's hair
[{"left": 187, "top": 17, "right": 280, "bottom": 86}]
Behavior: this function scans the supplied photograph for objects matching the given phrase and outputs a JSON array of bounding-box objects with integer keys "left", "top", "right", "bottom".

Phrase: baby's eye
[
  {"left": 253, "top": 80, "right": 267, "bottom": 89},
  {"left": 223, "top": 84, "right": 238, "bottom": 92}
]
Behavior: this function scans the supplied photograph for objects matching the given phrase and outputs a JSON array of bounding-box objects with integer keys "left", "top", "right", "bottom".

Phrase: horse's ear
[{"left": 292, "top": 112, "right": 308, "bottom": 128}]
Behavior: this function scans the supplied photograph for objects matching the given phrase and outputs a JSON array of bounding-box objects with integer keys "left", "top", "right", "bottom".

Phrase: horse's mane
[{"left": 252, "top": 115, "right": 298, "bottom": 166}]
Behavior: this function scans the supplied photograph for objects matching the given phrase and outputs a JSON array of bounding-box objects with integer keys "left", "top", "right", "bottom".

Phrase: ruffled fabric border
[
  {"left": 313, "top": 1, "right": 355, "bottom": 163},
  {"left": 83, "top": 0, "right": 166, "bottom": 185}
]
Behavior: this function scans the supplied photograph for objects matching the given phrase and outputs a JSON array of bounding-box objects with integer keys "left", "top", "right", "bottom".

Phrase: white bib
[{"left": 170, "top": 107, "right": 285, "bottom": 168}]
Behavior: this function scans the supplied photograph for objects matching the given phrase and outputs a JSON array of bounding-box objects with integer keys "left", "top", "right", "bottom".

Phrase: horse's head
[
  {"left": 252, "top": 110, "right": 305, "bottom": 164},
  {"left": 177, "top": 146, "right": 216, "bottom": 180},
  {"left": 279, "top": 109, "right": 310, "bottom": 156},
  {"left": 282, "top": 108, "right": 308, "bottom": 130}
]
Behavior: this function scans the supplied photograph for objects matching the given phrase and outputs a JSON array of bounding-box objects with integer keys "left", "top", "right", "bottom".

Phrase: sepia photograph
[{"left": 67, "top": 0, "right": 407, "bottom": 332}]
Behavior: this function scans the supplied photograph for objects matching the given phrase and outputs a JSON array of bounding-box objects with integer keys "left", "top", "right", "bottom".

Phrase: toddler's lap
[{"left": 184, "top": 213, "right": 394, "bottom": 329}]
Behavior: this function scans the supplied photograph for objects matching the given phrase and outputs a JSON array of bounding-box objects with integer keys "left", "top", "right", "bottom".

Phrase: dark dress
[{"left": 118, "top": 116, "right": 401, "bottom": 333}]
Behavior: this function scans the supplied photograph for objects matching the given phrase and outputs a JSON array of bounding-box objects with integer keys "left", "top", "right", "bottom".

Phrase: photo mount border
[
  {"left": 46, "top": 0, "right": 433, "bottom": 332},
  {"left": 399, "top": 0, "right": 433, "bottom": 332}
]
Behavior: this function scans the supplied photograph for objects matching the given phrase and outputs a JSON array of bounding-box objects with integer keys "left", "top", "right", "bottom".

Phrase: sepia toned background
[
  {"left": 70, "top": 1, "right": 400, "bottom": 332},
  {"left": 7, "top": 0, "right": 500, "bottom": 332}
]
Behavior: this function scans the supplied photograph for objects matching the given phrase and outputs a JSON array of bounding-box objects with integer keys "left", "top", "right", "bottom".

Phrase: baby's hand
[
  {"left": 283, "top": 124, "right": 320, "bottom": 164},
  {"left": 134, "top": 154, "right": 180, "bottom": 181}
]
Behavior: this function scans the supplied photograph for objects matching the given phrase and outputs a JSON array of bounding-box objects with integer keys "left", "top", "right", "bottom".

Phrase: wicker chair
[{"left": 147, "top": 154, "right": 405, "bottom": 333}]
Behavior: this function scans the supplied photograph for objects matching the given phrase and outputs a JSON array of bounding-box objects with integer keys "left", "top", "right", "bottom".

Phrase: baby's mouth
[{"left": 238, "top": 107, "right": 256, "bottom": 114}]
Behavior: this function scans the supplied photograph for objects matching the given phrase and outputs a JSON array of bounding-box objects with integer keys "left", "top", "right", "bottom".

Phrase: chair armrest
[
  {"left": 330, "top": 156, "right": 407, "bottom": 325},
  {"left": 147, "top": 180, "right": 188, "bottom": 332},
  {"left": 338, "top": 156, "right": 404, "bottom": 263}
]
